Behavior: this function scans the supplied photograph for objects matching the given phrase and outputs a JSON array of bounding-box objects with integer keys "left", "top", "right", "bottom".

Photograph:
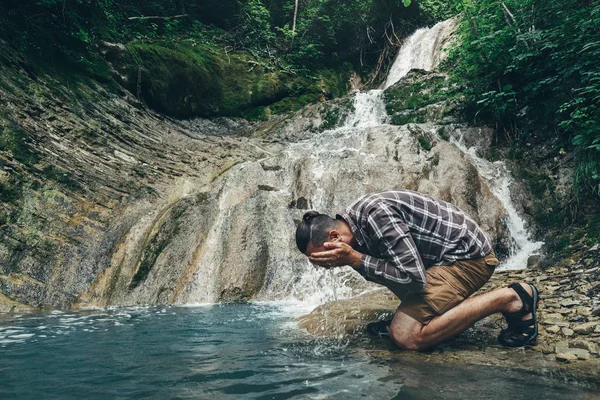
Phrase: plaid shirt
[{"left": 338, "top": 190, "right": 492, "bottom": 294}]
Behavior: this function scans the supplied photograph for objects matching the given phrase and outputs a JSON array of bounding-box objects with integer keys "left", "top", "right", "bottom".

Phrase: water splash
[{"left": 383, "top": 19, "right": 457, "bottom": 89}]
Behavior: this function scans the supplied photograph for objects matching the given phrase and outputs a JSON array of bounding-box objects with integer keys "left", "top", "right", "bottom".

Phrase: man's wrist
[{"left": 349, "top": 250, "right": 364, "bottom": 270}]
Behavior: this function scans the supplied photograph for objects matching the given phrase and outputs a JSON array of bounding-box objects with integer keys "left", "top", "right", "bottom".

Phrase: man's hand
[{"left": 309, "top": 242, "right": 363, "bottom": 269}]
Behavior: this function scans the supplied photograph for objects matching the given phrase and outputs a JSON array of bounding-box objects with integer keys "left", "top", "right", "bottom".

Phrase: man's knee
[
  {"left": 390, "top": 325, "right": 421, "bottom": 350},
  {"left": 389, "top": 312, "right": 425, "bottom": 350}
]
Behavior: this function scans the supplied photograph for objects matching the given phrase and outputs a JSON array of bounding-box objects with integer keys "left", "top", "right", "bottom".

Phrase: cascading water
[
  {"left": 96, "top": 19, "right": 543, "bottom": 308},
  {"left": 448, "top": 132, "right": 544, "bottom": 270},
  {"left": 344, "top": 90, "right": 388, "bottom": 128},
  {"left": 266, "top": 19, "right": 542, "bottom": 304},
  {"left": 383, "top": 19, "right": 457, "bottom": 89}
]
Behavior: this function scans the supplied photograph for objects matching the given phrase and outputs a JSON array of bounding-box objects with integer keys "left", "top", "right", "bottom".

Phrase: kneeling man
[{"left": 295, "top": 190, "right": 538, "bottom": 350}]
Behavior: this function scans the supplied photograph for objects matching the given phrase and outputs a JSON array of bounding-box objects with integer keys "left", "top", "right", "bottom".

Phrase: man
[{"left": 295, "top": 190, "right": 538, "bottom": 350}]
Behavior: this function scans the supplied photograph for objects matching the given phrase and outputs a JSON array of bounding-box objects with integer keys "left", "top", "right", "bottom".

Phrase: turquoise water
[{"left": 0, "top": 304, "right": 596, "bottom": 399}]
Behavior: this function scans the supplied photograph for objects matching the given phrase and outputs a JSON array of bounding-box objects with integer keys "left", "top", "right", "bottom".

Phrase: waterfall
[
  {"left": 383, "top": 19, "right": 457, "bottom": 89},
  {"left": 197, "top": 20, "right": 542, "bottom": 304},
  {"left": 269, "top": 19, "right": 542, "bottom": 291},
  {"left": 98, "top": 19, "right": 543, "bottom": 307},
  {"left": 448, "top": 133, "right": 544, "bottom": 270},
  {"left": 344, "top": 90, "right": 388, "bottom": 128}
]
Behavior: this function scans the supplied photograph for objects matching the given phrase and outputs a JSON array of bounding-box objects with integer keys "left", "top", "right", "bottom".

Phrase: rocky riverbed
[{"left": 298, "top": 243, "right": 600, "bottom": 384}]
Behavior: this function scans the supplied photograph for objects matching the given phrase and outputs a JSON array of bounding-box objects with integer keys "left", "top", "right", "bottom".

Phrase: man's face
[
  {"left": 303, "top": 228, "right": 351, "bottom": 258},
  {"left": 304, "top": 241, "right": 327, "bottom": 258}
]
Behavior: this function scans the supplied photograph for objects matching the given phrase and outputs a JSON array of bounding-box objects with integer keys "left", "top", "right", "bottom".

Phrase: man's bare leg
[{"left": 389, "top": 283, "right": 533, "bottom": 350}]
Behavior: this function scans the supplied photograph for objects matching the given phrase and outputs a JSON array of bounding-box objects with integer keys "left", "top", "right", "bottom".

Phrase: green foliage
[
  {"left": 238, "top": 0, "right": 275, "bottom": 47},
  {"left": 0, "top": 176, "right": 22, "bottom": 204},
  {"left": 0, "top": 0, "right": 455, "bottom": 117},
  {"left": 416, "top": 0, "right": 457, "bottom": 25},
  {"left": 417, "top": 135, "right": 432, "bottom": 151},
  {"left": 281, "top": 0, "right": 422, "bottom": 66},
  {"left": 446, "top": 0, "right": 600, "bottom": 198}
]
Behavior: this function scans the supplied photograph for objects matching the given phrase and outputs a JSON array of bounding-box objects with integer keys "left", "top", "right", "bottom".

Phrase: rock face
[
  {"left": 97, "top": 40, "right": 350, "bottom": 119},
  {"left": 1, "top": 38, "right": 510, "bottom": 310},
  {"left": 0, "top": 41, "right": 266, "bottom": 311},
  {"left": 84, "top": 116, "right": 510, "bottom": 306}
]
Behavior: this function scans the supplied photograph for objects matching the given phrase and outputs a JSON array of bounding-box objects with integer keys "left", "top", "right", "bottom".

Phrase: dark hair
[{"left": 295, "top": 211, "right": 338, "bottom": 254}]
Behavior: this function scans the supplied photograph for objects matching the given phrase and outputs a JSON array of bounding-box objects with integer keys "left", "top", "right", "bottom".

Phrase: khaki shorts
[{"left": 398, "top": 252, "right": 499, "bottom": 325}]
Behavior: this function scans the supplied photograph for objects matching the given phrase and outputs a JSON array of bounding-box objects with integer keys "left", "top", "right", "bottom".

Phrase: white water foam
[
  {"left": 449, "top": 133, "right": 543, "bottom": 270},
  {"left": 383, "top": 19, "right": 457, "bottom": 89},
  {"left": 344, "top": 90, "right": 388, "bottom": 128}
]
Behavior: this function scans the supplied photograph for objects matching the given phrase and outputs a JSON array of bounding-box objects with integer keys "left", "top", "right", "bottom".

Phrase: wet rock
[
  {"left": 528, "top": 256, "right": 542, "bottom": 269},
  {"left": 561, "top": 299, "right": 580, "bottom": 308},
  {"left": 534, "top": 344, "right": 556, "bottom": 354},
  {"left": 556, "top": 352, "right": 578, "bottom": 362},
  {"left": 571, "top": 348, "right": 591, "bottom": 360},
  {"left": 572, "top": 340, "right": 600, "bottom": 355},
  {"left": 573, "top": 322, "right": 598, "bottom": 335},
  {"left": 297, "top": 289, "right": 398, "bottom": 337},
  {"left": 562, "top": 327, "right": 575, "bottom": 337},
  {"left": 546, "top": 325, "right": 561, "bottom": 334}
]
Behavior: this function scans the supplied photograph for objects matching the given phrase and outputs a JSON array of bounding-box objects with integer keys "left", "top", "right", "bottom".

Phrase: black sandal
[
  {"left": 367, "top": 319, "right": 392, "bottom": 338},
  {"left": 498, "top": 283, "right": 539, "bottom": 347}
]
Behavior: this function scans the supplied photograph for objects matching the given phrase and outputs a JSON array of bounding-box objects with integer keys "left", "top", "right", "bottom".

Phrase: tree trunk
[{"left": 292, "top": 0, "right": 299, "bottom": 36}]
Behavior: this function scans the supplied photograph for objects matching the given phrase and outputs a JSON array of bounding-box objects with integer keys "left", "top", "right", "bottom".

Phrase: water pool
[{"left": 0, "top": 304, "right": 596, "bottom": 399}]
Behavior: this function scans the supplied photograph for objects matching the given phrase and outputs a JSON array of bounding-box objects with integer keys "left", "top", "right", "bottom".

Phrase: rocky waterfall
[{"left": 83, "top": 20, "right": 542, "bottom": 307}]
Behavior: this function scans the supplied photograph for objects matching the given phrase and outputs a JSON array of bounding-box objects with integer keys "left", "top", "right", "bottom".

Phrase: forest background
[{"left": 1, "top": 0, "right": 598, "bottom": 225}]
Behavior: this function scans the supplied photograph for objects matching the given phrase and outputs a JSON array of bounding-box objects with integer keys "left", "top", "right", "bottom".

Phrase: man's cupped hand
[{"left": 309, "top": 242, "right": 362, "bottom": 269}]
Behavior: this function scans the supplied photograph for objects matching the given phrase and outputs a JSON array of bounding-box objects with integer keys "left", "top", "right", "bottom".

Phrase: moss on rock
[
  {"left": 384, "top": 70, "right": 455, "bottom": 125},
  {"left": 116, "top": 41, "right": 351, "bottom": 118}
]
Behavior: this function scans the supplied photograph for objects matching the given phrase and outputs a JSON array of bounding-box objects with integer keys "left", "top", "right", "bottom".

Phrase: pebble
[
  {"left": 555, "top": 348, "right": 591, "bottom": 362},
  {"left": 546, "top": 325, "right": 561, "bottom": 334},
  {"left": 561, "top": 299, "right": 580, "bottom": 307},
  {"left": 554, "top": 341, "right": 570, "bottom": 354},
  {"left": 556, "top": 352, "right": 578, "bottom": 362},
  {"left": 573, "top": 322, "right": 598, "bottom": 335},
  {"left": 543, "top": 313, "right": 565, "bottom": 320},
  {"left": 541, "top": 320, "right": 570, "bottom": 327},
  {"left": 571, "top": 339, "right": 600, "bottom": 355},
  {"left": 571, "top": 348, "right": 591, "bottom": 360},
  {"left": 562, "top": 327, "right": 575, "bottom": 337}
]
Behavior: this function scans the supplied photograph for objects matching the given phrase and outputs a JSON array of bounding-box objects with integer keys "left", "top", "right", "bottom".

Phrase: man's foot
[
  {"left": 498, "top": 283, "right": 539, "bottom": 347},
  {"left": 367, "top": 320, "right": 392, "bottom": 338}
]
